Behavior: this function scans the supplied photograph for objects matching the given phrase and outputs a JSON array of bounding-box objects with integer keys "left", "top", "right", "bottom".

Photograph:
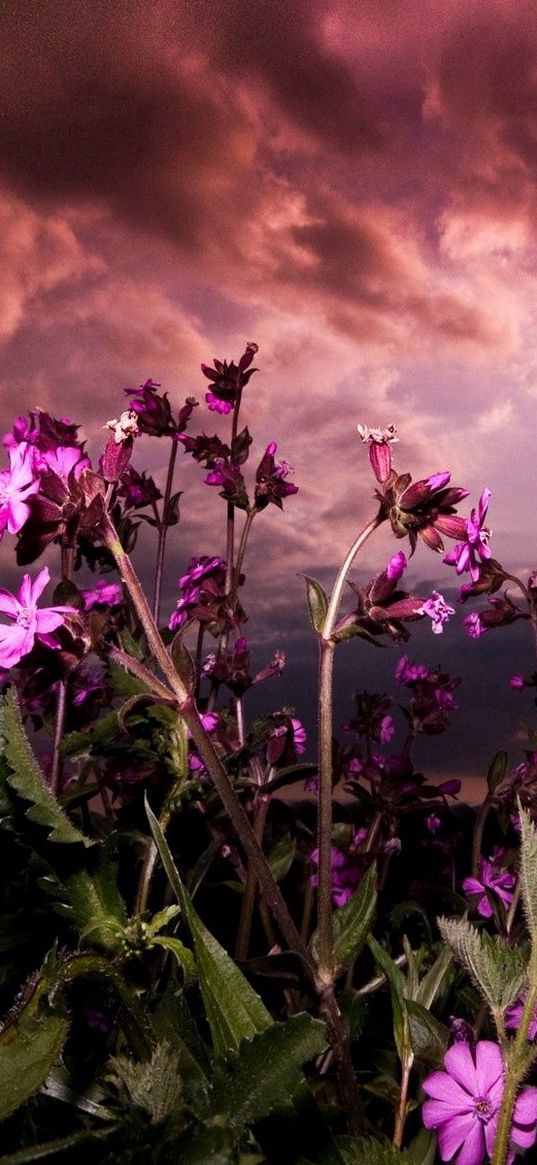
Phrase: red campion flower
[{"left": 385, "top": 471, "right": 469, "bottom": 555}]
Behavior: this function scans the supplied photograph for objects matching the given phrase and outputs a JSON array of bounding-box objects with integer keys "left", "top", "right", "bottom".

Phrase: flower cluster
[{"left": 201, "top": 342, "right": 258, "bottom": 414}]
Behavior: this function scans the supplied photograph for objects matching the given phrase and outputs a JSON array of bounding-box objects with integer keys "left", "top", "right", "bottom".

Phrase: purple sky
[{"left": 1, "top": 0, "right": 537, "bottom": 788}]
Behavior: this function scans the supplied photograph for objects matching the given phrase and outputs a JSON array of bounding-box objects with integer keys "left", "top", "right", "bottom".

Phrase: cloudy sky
[{"left": 1, "top": 0, "right": 537, "bottom": 788}]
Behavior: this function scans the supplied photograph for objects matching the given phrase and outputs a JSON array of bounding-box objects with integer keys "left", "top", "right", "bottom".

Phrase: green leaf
[
  {"left": 487, "top": 750, "right": 508, "bottom": 795},
  {"left": 367, "top": 935, "right": 408, "bottom": 1061},
  {"left": 145, "top": 795, "right": 273, "bottom": 1055},
  {"left": 0, "top": 982, "right": 68, "bottom": 1122},
  {"left": 0, "top": 1127, "right": 119, "bottom": 1164},
  {"left": 405, "top": 999, "right": 449, "bottom": 1067},
  {"left": 154, "top": 936, "right": 197, "bottom": 985},
  {"left": 171, "top": 634, "right": 196, "bottom": 693},
  {"left": 405, "top": 1129, "right": 437, "bottom": 1165},
  {"left": 266, "top": 835, "right": 296, "bottom": 881},
  {"left": 437, "top": 916, "right": 526, "bottom": 1016},
  {"left": 415, "top": 944, "right": 452, "bottom": 1010},
  {"left": 338, "top": 1135, "right": 409, "bottom": 1164},
  {"left": 325, "top": 863, "right": 376, "bottom": 973},
  {"left": 519, "top": 806, "right": 537, "bottom": 940},
  {"left": 211, "top": 1014, "right": 326, "bottom": 1128},
  {"left": 302, "top": 575, "right": 328, "bottom": 634},
  {"left": 106, "top": 1040, "right": 184, "bottom": 1124},
  {"left": 0, "top": 688, "right": 93, "bottom": 847}
]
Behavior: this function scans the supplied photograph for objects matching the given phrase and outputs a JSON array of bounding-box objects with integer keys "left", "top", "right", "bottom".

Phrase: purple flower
[
  {"left": 418, "top": 591, "right": 455, "bottom": 635},
  {"left": 124, "top": 379, "right": 197, "bottom": 437},
  {"left": 0, "top": 442, "right": 40, "bottom": 539},
  {"left": 36, "top": 444, "right": 91, "bottom": 480},
  {"left": 463, "top": 849, "right": 516, "bottom": 918},
  {"left": 387, "top": 471, "right": 469, "bottom": 555},
  {"left": 422, "top": 1040, "right": 537, "bottom": 1165},
  {"left": 81, "top": 579, "right": 123, "bottom": 610},
  {"left": 396, "top": 656, "right": 431, "bottom": 684},
  {"left": 201, "top": 342, "right": 258, "bottom": 414},
  {"left": 310, "top": 845, "right": 364, "bottom": 907},
  {"left": 169, "top": 556, "right": 228, "bottom": 631},
  {"left": 266, "top": 713, "right": 307, "bottom": 765},
  {"left": 464, "top": 612, "right": 486, "bottom": 639},
  {"left": 254, "top": 443, "right": 298, "bottom": 511},
  {"left": 444, "top": 489, "right": 492, "bottom": 583},
  {"left": 386, "top": 551, "right": 407, "bottom": 582},
  {"left": 0, "top": 567, "right": 75, "bottom": 668}
]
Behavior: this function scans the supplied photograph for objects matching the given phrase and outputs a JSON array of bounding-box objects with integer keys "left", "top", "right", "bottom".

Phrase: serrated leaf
[
  {"left": 211, "top": 1014, "right": 326, "bottom": 1128},
  {"left": 338, "top": 1135, "right": 408, "bottom": 1164},
  {"left": 487, "top": 750, "right": 508, "bottom": 794},
  {"left": 438, "top": 916, "right": 526, "bottom": 1016},
  {"left": 0, "top": 688, "right": 93, "bottom": 847},
  {"left": 519, "top": 806, "right": 537, "bottom": 940},
  {"left": 145, "top": 795, "right": 272, "bottom": 1055},
  {"left": 0, "top": 983, "right": 68, "bottom": 1121},
  {"left": 406, "top": 999, "right": 448, "bottom": 1067},
  {"left": 302, "top": 575, "right": 328, "bottom": 634}
]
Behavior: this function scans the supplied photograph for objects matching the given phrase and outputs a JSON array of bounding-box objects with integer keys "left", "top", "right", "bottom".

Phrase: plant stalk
[{"left": 153, "top": 436, "right": 178, "bottom": 625}]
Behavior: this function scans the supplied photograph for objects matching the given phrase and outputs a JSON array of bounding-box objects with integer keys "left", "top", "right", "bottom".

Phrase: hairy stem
[
  {"left": 393, "top": 1058, "right": 413, "bottom": 1148},
  {"left": 236, "top": 795, "right": 270, "bottom": 960},
  {"left": 100, "top": 512, "right": 312, "bottom": 969}
]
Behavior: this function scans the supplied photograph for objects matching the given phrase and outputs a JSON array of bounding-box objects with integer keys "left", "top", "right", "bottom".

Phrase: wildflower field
[{"left": 2, "top": 345, "right": 537, "bottom": 1165}]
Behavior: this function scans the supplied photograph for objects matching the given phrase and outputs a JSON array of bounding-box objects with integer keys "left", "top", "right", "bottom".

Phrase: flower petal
[
  {"left": 436, "top": 1111, "right": 477, "bottom": 1162},
  {"left": 474, "top": 1040, "right": 503, "bottom": 1094},
  {"left": 454, "top": 1119, "right": 485, "bottom": 1165},
  {"left": 444, "top": 1043, "right": 480, "bottom": 1095}
]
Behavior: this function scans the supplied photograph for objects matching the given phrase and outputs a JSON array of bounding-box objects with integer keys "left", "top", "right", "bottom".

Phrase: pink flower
[
  {"left": 463, "top": 850, "right": 516, "bottom": 918},
  {"left": 418, "top": 591, "right": 455, "bottom": 634},
  {"left": 444, "top": 489, "right": 492, "bottom": 583},
  {"left": 0, "top": 442, "right": 40, "bottom": 539},
  {"left": 464, "top": 612, "right": 486, "bottom": 639},
  {"left": 422, "top": 1040, "right": 537, "bottom": 1165},
  {"left": 81, "top": 579, "right": 124, "bottom": 610},
  {"left": 36, "top": 444, "right": 91, "bottom": 480},
  {"left": 0, "top": 567, "right": 75, "bottom": 668}
]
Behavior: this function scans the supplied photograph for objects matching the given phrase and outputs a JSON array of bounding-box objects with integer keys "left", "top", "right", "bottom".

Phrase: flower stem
[
  {"left": 492, "top": 945, "right": 537, "bottom": 1165},
  {"left": 50, "top": 543, "right": 75, "bottom": 794},
  {"left": 236, "top": 794, "right": 270, "bottom": 960},
  {"left": 316, "top": 512, "right": 383, "bottom": 989},
  {"left": 153, "top": 436, "right": 178, "bottom": 625},
  {"left": 99, "top": 512, "right": 312, "bottom": 969}
]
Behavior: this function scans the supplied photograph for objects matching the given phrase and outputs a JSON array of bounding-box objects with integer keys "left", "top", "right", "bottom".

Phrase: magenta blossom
[
  {"left": 0, "top": 567, "right": 75, "bottom": 668},
  {"left": 463, "top": 849, "right": 516, "bottom": 918},
  {"left": 310, "top": 845, "right": 363, "bottom": 907},
  {"left": 444, "top": 489, "right": 492, "bottom": 583},
  {"left": 422, "top": 1039, "right": 537, "bottom": 1165},
  {"left": 82, "top": 579, "right": 124, "bottom": 610},
  {"left": 254, "top": 443, "right": 298, "bottom": 510},
  {"left": 418, "top": 591, "right": 455, "bottom": 635},
  {"left": 36, "top": 444, "right": 91, "bottom": 481},
  {"left": 0, "top": 442, "right": 39, "bottom": 539}
]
